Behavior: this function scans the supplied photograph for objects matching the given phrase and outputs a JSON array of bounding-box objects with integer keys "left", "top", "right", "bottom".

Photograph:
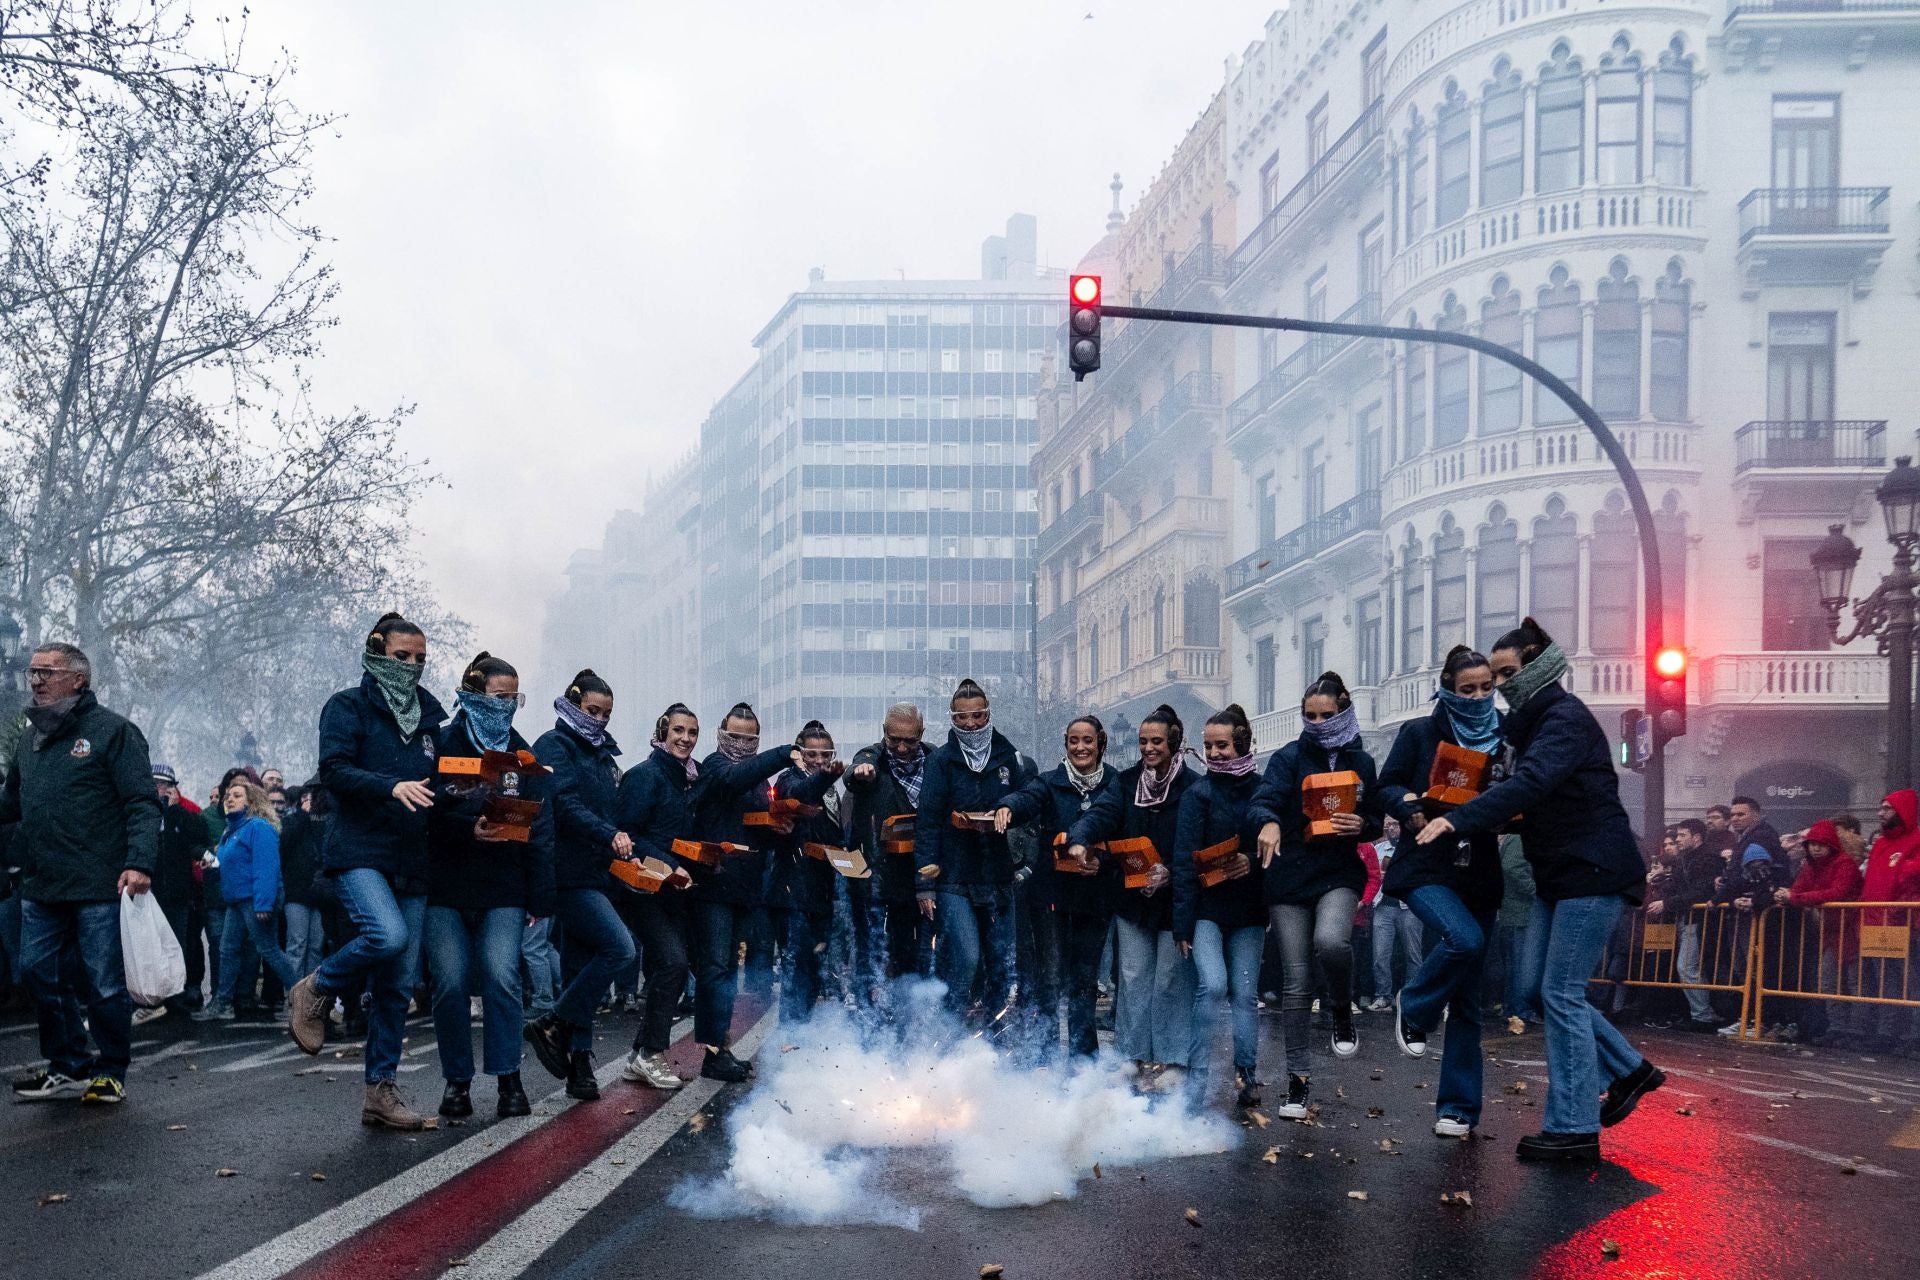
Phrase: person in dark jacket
[
  {"left": 1068, "top": 704, "right": 1198, "bottom": 1086},
  {"left": 766, "top": 721, "right": 847, "bottom": 1027},
  {"left": 844, "top": 703, "right": 934, "bottom": 994},
  {"left": 525, "top": 669, "right": 632, "bottom": 1102},
  {"left": 915, "top": 678, "right": 1032, "bottom": 1024},
  {"left": 423, "top": 653, "right": 553, "bottom": 1121},
  {"left": 4, "top": 642, "right": 160, "bottom": 1107},
  {"left": 279, "top": 785, "right": 328, "bottom": 982},
  {"left": 1251, "top": 672, "right": 1383, "bottom": 1100},
  {"left": 1000, "top": 715, "right": 1120, "bottom": 1060},
  {"left": 286, "top": 613, "right": 446, "bottom": 1132},
  {"left": 146, "top": 762, "right": 210, "bottom": 1022},
  {"left": 1172, "top": 704, "right": 1267, "bottom": 1111},
  {"left": 196, "top": 777, "right": 302, "bottom": 1021},
  {"left": 1646, "top": 817, "right": 1720, "bottom": 1031},
  {"left": 1729, "top": 796, "right": 1787, "bottom": 876},
  {"left": 1417, "top": 618, "right": 1663, "bottom": 1163},
  {"left": 1377, "top": 646, "right": 1508, "bottom": 1137}
]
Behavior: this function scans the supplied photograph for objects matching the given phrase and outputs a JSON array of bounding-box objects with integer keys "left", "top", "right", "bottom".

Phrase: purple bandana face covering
[
  {"left": 1207, "top": 752, "right": 1258, "bottom": 777},
  {"left": 718, "top": 729, "right": 759, "bottom": 762},
  {"left": 553, "top": 696, "right": 607, "bottom": 748}
]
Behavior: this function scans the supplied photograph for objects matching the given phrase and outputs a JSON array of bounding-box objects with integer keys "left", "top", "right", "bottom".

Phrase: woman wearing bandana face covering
[
  {"left": 914, "top": 679, "right": 1033, "bottom": 1024},
  {"left": 290, "top": 613, "right": 448, "bottom": 1132},
  {"left": 422, "top": 652, "right": 553, "bottom": 1121},
  {"left": 765, "top": 722, "right": 848, "bottom": 1026},
  {"left": 1417, "top": 620, "right": 1660, "bottom": 1163},
  {"left": 1374, "top": 646, "right": 1508, "bottom": 1138},
  {"left": 1249, "top": 672, "right": 1384, "bottom": 1121}
]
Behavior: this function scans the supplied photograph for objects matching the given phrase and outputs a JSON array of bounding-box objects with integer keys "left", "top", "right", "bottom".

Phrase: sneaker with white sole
[
  {"left": 80, "top": 1075, "right": 124, "bottom": 1105},
  {"left": 12, "top": 1070, "right": 87, "bottom": 1102},
  {"left": 131, "top": 1005, "right": 169, "bottom": 1027},
  {"left": 1331, "top": 1019, "right": 1359, "bottom": 1060},
  {"left": 1394, "top": 998, "right": 1427, "bottom": 1059},
  {"left": 1275, "top": 1073, "right": 1311, "bottom": 1119},
  {"left": 622, "top": 1051, "right": 686, "bottom": 1090},
  {"left": 1434, "top": 1115, "right": 1472, "bottom": 1138},
  {"left": 1716, "top": 1020, "right": 1743, "bottom": 1038}
]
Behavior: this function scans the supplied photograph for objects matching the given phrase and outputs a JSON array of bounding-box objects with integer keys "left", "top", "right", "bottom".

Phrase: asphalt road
[{"left": 3, "top": 1000, "right": 1917, "bottom": 1280}]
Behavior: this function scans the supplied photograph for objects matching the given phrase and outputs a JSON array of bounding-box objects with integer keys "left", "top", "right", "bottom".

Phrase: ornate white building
[{"left": 1217, "top": 0, "right": 1918, "bottom": 829}]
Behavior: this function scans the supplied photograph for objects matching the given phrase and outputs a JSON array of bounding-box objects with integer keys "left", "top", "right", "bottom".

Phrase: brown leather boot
[
  {"left": 287, "top": 975, "right": 328, "bottom": 1056},
  {"left": 361, "top": 1079, "right": 427, "bottom": 1131}
]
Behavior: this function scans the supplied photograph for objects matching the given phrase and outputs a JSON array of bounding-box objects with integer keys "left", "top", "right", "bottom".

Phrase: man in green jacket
[{"left": 5, "top": 643, "right": 161, "bottom": 1106}]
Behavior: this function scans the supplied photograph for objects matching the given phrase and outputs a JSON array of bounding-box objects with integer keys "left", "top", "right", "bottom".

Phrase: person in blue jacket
[
  {"left": 915, "top": 678, "right": 1032, "bottom": 1024},
  {"left": 1377, "top": 645, "right": 1508, "bottom": 1138},
  {"left": 1067, "top": 705, "right": 1199, "bottom": 1089},
  {"left": 197, "top": 777, "right": 300, "bottom": 1021},
  {"left": 998, "top": 715, "right": 1120, "bottom": 1061},
  {"left": 423, "top": 652, "right": 554, "bottom": 1121},
  {"left": 1417, "top": 618, "right": 1664, "bottom": 1163},
  {"left": 1251, "top": 672, "right": 1383, "bottom": 1113},
  {"left": 765, "top": 721, "right": 848, "bottom": 1026},
  {"left": 524, "top": 669, "right": 633, "bottom": 1102},
  {"left": 1172, "top": 704, "right": 1267, "bottom": 1110},
  {"left": 288, "top": 612, "right": 447, "bottom": 1132}
]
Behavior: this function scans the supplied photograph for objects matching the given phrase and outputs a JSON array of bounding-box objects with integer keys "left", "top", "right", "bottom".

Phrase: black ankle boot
[
  {"left": 700, "top": 1047, "right": 751, "bottom": 1083},
  {"left": 523, "top": 1012, "right": 570, "bottom": 1080},
  {"left": 566, "top": 1050, "right": 600, "bottom": 1101},
  {"left": 496, "top": 1071, "right": 531, "bottom": 1118},
  {"left": 438, "top": 1079, "right": 473, "bottom": 1118}
]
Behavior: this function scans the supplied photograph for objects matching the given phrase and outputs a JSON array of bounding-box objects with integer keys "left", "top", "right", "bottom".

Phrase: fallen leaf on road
[
  {"left": 1601, "top": 1239, "right": 1622, "bottom": 1260},
  {"left": 1676, "top": 1107, "right": 1694, "bottom": 1117},
  {"left": 1298, "top": 1151, "right": 1314, "bottom": 1159},
  {"left": 1262, "top": 1147, "right": 1280, "bottom": 1164},
  {"left": 1842, "top": 1165, "right": 1859, "bottom": 1176},
  {"left": 689, "top": 1113, "right": 709, "bottom": 1133},
  {"left": 1504, "top": 1081, "right": 1527, "bottom": 1095},
  {"left": 623, "top": 1108, "right": 637, "bottom": 1116},
  {"left": 311, "top": 1173, "right": 327, "bottom": 1182},
  {"left": 1247, "top": 1111, "right": 1269, "bottom": 1129},
  {"left": 1366, "top": 1107, "right": 1385, "bottom": 1119},
  {"left": 1377, "top": 1139, "right": 1399, "bottom": 1151},
  {"left": 1335, "top": 1087, "right": 1347, "bottom": 1100},
  {"left": 1414, "top": 1082, "right": 1428, "bottom": 1090},
  {"left": 421, "top": 1118, "right": 439, "bottom": 1131},
  {"left": 1347, "top": 1190, "right": 1368, "bottom": 1202},
  {"left": 781, "top": 1044, "right": 799, "bottom": 1053},
  {"left": 1440, "top": 1190, "right": 1472, "bottom": 1207},
  {"left": 38, "top": 1193, "right": 69, "bottom": 1207},
  {"left": 1869, "top": 1096, "right": 1884, "bottom": 1104},
  {"left": 166, "top": 1124, "right": 187, "bottom": 1132},
  {"left": 1184, "top": 1208, "right": 1201, "bottom": 1228},
  {"left": 1369, "top": 1070, "right": 1384, "bottom": 1081},
  {"left": 610, "top": 1157, "right": 626, "bottom": 1166},
  {"left": 1092, "top": 1163, "right": 1102, "bottom": 1179},
  {"left": 981, "top": 1266, "right": 1004, "bottom": 1278},
  {"left": 447, "top": 1259, "right": 469, "bottom": 1269},
  {"left": 776, "top": 1100, "right": 793, "bottom": 1115},
  {"left": 215, "top": 1169, "right": 238, "bottom": 1178}
]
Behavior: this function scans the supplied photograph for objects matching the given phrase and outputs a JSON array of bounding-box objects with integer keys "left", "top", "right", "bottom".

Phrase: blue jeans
[
  {"left": 1514, "top": 894, "right": 1645, "bottom": 1134},
  {"left": 215, "top": 903, "right": 299, "bottom": 1006},
  {"left": 1400, "top": 887, "right": 1493, "bottom": 1126},
  {"left": 1373, "top": 898, "right": 1424, "bottom": 998},
  {"left": 425, "top": 906, "right": 525, "bottom": 1080},
  {"left": 313, "top": 869, "right": 427, "bottom": 1084},
  {"left": 21, "top": 898, "right": 132, "bottom": 1082},
  {"left": 934, "top": 890, "right": 1015, "bottom": 1016},
  {"left": 554, "top": 888, "right": 636, "bottom": 1051},
  {"left": 690, "top": 899, "right": 754, "bottom": 1047},
  {"left": 780, "top": 909, "right": 828, "bottom": 1025},
  {"left": 521, "top": 915, "right": 560, "bottom": 1013},
  {"left": 283, "top": 902, "right": 326, "bottom": 980},
  {"left": 1113, "top": 917, "right": 1196, "bottom": 1066},
  {"left": 1498, "top": 921, "right": 1541, "bottom": 1021},
  {"left": 1187, "top": 920, "right": 1263, "bottom": 1098}
]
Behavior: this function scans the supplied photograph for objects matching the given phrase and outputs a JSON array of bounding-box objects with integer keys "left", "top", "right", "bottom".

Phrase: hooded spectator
[{"left": 1854, "top": 791, "right": 1920, "bottom": 1050}]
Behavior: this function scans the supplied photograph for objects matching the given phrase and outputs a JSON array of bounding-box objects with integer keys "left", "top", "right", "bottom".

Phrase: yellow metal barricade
[
  {"left": 1599, "top": 903, "right": 1760, "bottom": 1038},
  {"left": 1748, "top": 902, "right": 1917, "bottom": 1040}
]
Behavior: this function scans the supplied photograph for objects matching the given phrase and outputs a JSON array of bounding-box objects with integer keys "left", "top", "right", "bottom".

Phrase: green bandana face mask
[
  {"left": 1498, "top": 642, "right": 1570, "bottom": 712},
  {"left": 362, "top": 650, "right": 424, "bottom": 739}
]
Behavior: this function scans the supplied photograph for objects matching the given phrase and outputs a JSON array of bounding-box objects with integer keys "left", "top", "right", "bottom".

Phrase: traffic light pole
[{"left": 1105, "top": 301, "right": 1669, "bottom": 847}]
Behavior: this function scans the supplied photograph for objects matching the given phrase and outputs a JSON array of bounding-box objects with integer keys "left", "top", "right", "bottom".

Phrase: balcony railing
[
  {"left": 1738, "top": 187, "right": 1891, "bottom": 242},
  {"left": 1037, "top": 490, "right": 1102, "bottom": 562},
  {"left": 1729, "top": 1, "right": 1920, "bottom": 17},
  {"left": 1229, "top": 100, "right": 1383, "bottom": 280},
  {"left": 1226, "top": 490, "right": 1382, "bottom": 596},
  {"left": 1094, "top": 242, "right": 1231, "bottom": 379},
  {"left": 1228, "top": 294, "right": 1383, "bottom": 440},
  {"left": 1093, "top": 370, "right": 1225, "bottom": 487},
  {"left": 1733, "top": 420, "right": 1887, "bottom": 472},
  {"left": 1036, "top": 599, "right": 1077, "bottom": 650},
  {"left": 1700, "top": 652, "right": 1889, "bottom": 706}
]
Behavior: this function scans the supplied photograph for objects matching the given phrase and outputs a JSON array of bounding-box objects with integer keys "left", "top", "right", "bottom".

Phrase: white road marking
[
  {"left": 1739, "top": 1133, "right": 1903, "bottom": 1178},
  {"left": 432, "top": 1010, "right": 776, "bottom": 1280}
]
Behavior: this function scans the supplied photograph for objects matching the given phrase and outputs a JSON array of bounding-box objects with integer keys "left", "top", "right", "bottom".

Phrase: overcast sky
[{"left": 236, "top": 1, "right": 1267, "bottom": 699}]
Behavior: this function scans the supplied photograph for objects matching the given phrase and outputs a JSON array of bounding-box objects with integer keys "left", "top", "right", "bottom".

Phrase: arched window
[
  {"left": 1119, "top": 604, "right": 1132, "bottom": 670},
  {"left": 1655, "top": 491, "right": 1688, "bottom": 644},
  {"left": 1590, "top": 493, "right": 1638, "bottom": 654},
  {"left": 1436, "top": 85, "right": 1471, "bottom": 225},
  {"left": 1152, "top": 583, "right": 1167, "bottom": 655},
  {"left": 1183, "top": 575, "right": 1221, "bottom": 648},
  {"left": 1406, "top": 115, "right": 1429, "bottom": 239},
  {"left": 1399, "top": 533, "right": 1426, "bottom": 673},
  {"left": 1482, "top": 62, "right": 1524, "bottom": 206},
  {"left": 1434, "top": 295, "right": 1470, "bottom": 447},
  {"left": 1597, "top": 43, "right": 1643, "bottom": 186},
  {"left": 1594, "top": 260, "right": 1641, "bottom": 421},
  {"left": 1534, "top": 267, "right": 1582, "bottom": 425},
  {"left": 1402, "top": 313, "right": 1429, "bottom": 457},
  {"left": 1480, "top": 278, "right": 1523, "bottom": 436},
  {"left": 1531, "top": 497, "right": 1580, "bottom": 646},
  {"left": 1652, "top": 260, "right": 1690, "bottom": 420},
  {"left": 1087, "top": 621, "right": 1101, "bottom": 685},
  {"left": 1653, "top": 45, "right": 1694, "bottom": 185},
  {"left": 1536, "top": 46, "right": 1584, "bottom": 193},
  {"left": 1477, "top": 506, "right": 1521, "bottom": 642},
  {"left": 1433, "top": 515, "right": 1468, "bottom": 659}
]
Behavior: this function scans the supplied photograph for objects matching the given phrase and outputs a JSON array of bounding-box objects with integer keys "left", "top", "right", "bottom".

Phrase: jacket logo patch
[
  {"left": 69, "top": 738, "right": 91, "bottom": 759},
  {"left": 422, "top": 738, "right": 437, "bottom": 760},
  {"left": 998, "top": 767, "right": 1009, "bottom": 786},
  {"left": 501, "top": 771, "right": 521, "bottom": 797}
]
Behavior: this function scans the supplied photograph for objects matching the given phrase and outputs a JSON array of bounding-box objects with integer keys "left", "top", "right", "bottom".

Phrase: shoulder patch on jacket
[
  {"left": 421, "top": 737, "right": 437, "bottom": 760},
  {"left": 69, "top": 738, "right": 91, "bottom": 759}
]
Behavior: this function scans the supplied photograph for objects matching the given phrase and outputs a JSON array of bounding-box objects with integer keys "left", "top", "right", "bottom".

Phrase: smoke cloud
[{"left": 669, "top": 982, "right": 1239, "bottom": 1228}]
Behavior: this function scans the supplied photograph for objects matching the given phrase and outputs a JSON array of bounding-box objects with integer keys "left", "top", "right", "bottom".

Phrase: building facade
[
  {"left": 1213, "top": 0, "right": 1916, "bottom": 826},
  {"left": 1034, "top": 92, "right": 1239, "bottom": 761}
]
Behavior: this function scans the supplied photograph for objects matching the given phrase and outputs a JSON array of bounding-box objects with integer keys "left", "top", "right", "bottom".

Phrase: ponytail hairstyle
[
  {"left": 461, "top": 651, "right": 517, "bottom": 693},
  {"left": 1302, "top": 670, "right": 1353, "bottom": 711},
  {"left": 564, "top": 668, "right": 613, "bottom": 706},
  {"left": 1141, "top": 702, "right": 1185, "bottom": 753},
  {"left": 723, "top": 701, "right": 760, "bottom": 731},
  {"left": 1064, "top": 714, "right": 1108, "bottom": 756},
  {"left": 654, "top": 702, "right": 697, "bottom": 742},
  {"left": 1439, "top": 644, "right": 1491, "bottom": 691},
  {"left": 795, "top": 719, "right": 834, "bottom": 750},
  {"left": 1491, "top": 617, "right": 1555, "bottom": 666},
  {"left": 365, "top": 611, "right": 425, "bottom": 656},
  {"left": 1207, "top": 703, "right": 1254, "bottom": 756},
  {"left": 951, "top": 677, "right": 989, "bottom": 708}
]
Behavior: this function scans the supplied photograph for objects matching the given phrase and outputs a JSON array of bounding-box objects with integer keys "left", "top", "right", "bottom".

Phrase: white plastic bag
[{"left": 120, "top": 889, "right": 186, "bottom": 1007}]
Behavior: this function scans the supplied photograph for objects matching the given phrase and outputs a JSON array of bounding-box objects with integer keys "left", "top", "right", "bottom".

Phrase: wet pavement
[{"left": 1, "top": 1001, "right": 1915, "bottom": 1279}]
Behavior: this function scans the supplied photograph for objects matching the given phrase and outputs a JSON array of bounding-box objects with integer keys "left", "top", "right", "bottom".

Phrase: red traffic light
[
  {"left": 1653, "top": 647, "right": 1687, "bottom": 679},
  {"left": 1071, "top": 274, "right": 1101, "bottom": 304}
]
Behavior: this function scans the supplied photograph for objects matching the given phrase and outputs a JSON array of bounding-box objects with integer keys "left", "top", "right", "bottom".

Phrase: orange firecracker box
[
  {"left": 1422, "top": 743, "right": 1493, "bottom": 813},
  {"left": 670, "top": 838, "right": 742, "bottom": 868},
  {"left": 881, "top": 814, "right": 916, "bottom": 857},
  {"left": 1109, "top": 837, "right": 1162, "bottom": 890},
  {"left": 1303, "top": 770, "right": 1362, "bottom": 840},
  {"left": 1192, "top": 837, "right": 1250, "bottom": 888},
  {"left": 437, "top": 750, "right": 552, "bottom": 842},
  {"left": 1050, "top": 832, "right": 1104, "bottom": 876},
  {"left": 950, "top": 811, "right": 998, "bottom": 833},
  {"left": 804, "top": 843, "right": 872, "bottom": 880},
  {"left": 609, "top": 856, "right": 689, "bottom": 894}
]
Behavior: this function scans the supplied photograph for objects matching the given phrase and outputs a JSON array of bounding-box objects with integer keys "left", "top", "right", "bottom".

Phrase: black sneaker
[
  {"left": 79, "top": 1075, "right": 124, "bottom": 1105},
  {"left": 11, "top": 1070, "right": 86, "bottom": 1102},
  {"left": 1393, "top": 999, "right": 1427, "bottom": 1060},
  {"left": 1516, "top": 1130, "right": 1600, "bottom": 1162},
  {"left": 1601, "top": 1060, "right": 1666, "bottom": 1128},
  {"left": 565, "top": 1051, "right": 600, "bottom": 1102},
  {"left": 523, "top": 1013, "right": 571, "bottom": 1080},
  {"left": 496, "top": 1072, "right": 531, "bottom": 1118},
  {"left": 700, "top": 1047, "right": 751, "bottom": 1083},
  {"left": 1331, "top": 1018, "right": 1359, "bottom": 1060},
  {"left": 1275, "top": 1073, "right": 1310, "bottom": 1120},
  {"left": 1234, "top": 1070, "right": 1263, "bottom": 1109},
  {"left": 439, "top": 1080, "right": 473, "bottom": 1119}
]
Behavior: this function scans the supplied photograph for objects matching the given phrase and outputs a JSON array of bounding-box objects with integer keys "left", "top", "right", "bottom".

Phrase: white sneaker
[
  {"left": 1331, "top": 1023, "right": 1359, "bottom": 1059},
  {"left": 1366, "top": 997, "right": 1391, "bottom": 1013},
  {"left": 1717, "top": 1021, "right": 1742, "bottom": 1038},
  {"left": 1434, "top": 1116, "right": 1472, "bottom": 1138},
  {"left": 11, "top": 1070, "right": 86, "bottom": 1102},
  {"left": 132, "top": 1005, "right": 169, "bottom": 1027},
  {"left": 622, "top": 1051, "right": 686, "bottom": 1090}
]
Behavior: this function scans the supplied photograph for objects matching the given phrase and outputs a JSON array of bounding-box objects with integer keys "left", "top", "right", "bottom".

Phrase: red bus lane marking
[{"left": 286, "top": 999, "right": 769, "bottom": 1280}]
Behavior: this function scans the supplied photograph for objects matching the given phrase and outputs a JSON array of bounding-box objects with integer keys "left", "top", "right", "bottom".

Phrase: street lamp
[{"left": 1810, "top": 456, "right": 1920, "bottom": 791}]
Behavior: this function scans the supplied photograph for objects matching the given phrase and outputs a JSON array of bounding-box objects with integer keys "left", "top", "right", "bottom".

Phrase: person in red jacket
[
  {"left": 1854, "top": 792, "right": 1920, "bottom": 1049},
  {"left": 1771, "top": 820, "right": 1862, "bottom": 1045}
]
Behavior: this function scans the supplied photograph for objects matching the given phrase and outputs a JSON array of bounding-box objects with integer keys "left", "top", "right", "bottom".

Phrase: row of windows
[
  {"left": 798, "top": 418, "right": 1038, "bottom": 445},
  {"left": 798, "top": 556, "right": 1030, "bottom": 583},
  {"left": 799, "top": 464, "right": 1028, "bottom": 490},
  {"left": 799, "top": 511, "right": 1037, "bottom": 537},
  {"left": 800, "top": 372, "right": 1033, "bottom": 395},
  {"left": 1075, "top": 578, "right": 1223, "bottom": 688}
]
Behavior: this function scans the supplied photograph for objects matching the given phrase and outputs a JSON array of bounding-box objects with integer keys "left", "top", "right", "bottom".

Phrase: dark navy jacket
[
  {"left": 1171, "top": 770, "right": 1267, "bottom": 943},
  {"left": 1003, "top": 764, "right": 1124, "bottom": 917},
  {"left": 913, "top": 729, "right": 1032, "bottom": 891},
  {"left": 615, "top": 745, "right": 700, "bottom": 871},
  {"left": 427, "top": 720, "right": 556, "bottom": 917},
  {"left": 687, "top": 745, "right": 800, "bottom": 908},
  {"left": 532, "top": 720, "right": 624, "bottom": 893},
  {"left": 1248, "top": 733, "right": 1383, "bottom": 907},
  {"left": 1446, "top": 682, "right": 1646, "bottom": 904},
  {"left": 845, "top": 741, "right": 927, "bottom": 906},
  {"left": 1071, "top": 760, "right": 1200, "bottom": 931},
  {"left": 763, "top": 766, "right": 847, "bottom": 918},
  {"left": 317, "top": 675, "right": 448, "bottom": 885},
  {"left": 1377, "top": 704, "right": 1506, "bottom": 917}
]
